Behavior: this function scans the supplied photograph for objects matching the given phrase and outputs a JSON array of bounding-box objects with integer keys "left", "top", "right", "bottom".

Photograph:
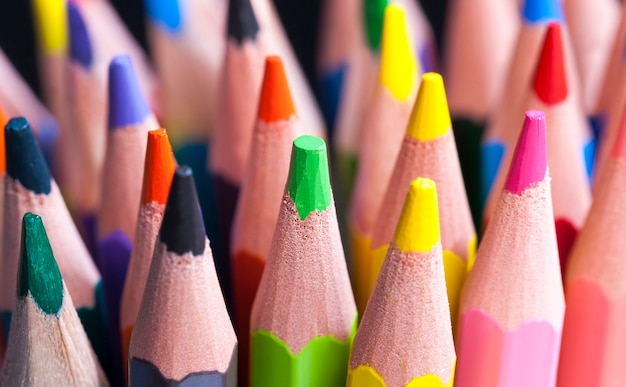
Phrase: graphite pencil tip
[
  {"left": 393, "top": 177, "right": 440, "bottom": 253},
  {"left": 142, "top": 128, "right": 177, "bottom": 205},
  {"left": 108, "top": 54, "right": 151, "bottom": 130},
  {"left": 505, "top": 110, "right": 548, "bottom": 194},
  {"left": 5, "top": 117, "right": 51, "bottom": 194},
  {"left": 227, "top": 0, "right": 259, "bottom": 44},
  {"left": 533, "top": 23, "right": 568, "bottom": 105},
  {"left": 379, "top": 4, "right": 417, "bottom": 101},
  {"left": 258, "top": 56, "right": 296, "bottom": 123},
  {"left": 363, "top": 0, "right": 388, "bottom": 52},
  {"left": 522, "top": 0, "right": 564, "bottom": 24},
  {"left": 406, "top": 72, "right": 451, "bottom": 141},
  {"left": 287, "top": 135, "right": 332, "bottom": 220},
  {"left": 18, "top": 212, "right": 63, "bottom": 315},
  {"left": 159, "top": 165, "right": 205, "bottom": 256},
  {"left": 67, "top": 2, "right": 93, "bottom": 68}
]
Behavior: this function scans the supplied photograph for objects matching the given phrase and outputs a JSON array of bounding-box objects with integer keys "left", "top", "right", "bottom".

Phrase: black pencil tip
[
  {"left": 159, "top": 166, "right": 205, "bottom": 255},
  {"left": 227, "top": 0, "right": 259, "bottom": 44},
  {"left": 5, "top": 117, "right": 51, "bottom": 194}
]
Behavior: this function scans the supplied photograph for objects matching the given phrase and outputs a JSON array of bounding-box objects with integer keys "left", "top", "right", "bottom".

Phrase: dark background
[{"left": 0, "top": 0, "right": 448, "bottom": 103}]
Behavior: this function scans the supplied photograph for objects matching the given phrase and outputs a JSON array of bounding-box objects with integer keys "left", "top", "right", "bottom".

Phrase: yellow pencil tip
[
  {"left": 31, "top": 0, "right": 68, "bottom": 53},
  {"left": 406, "top": 73, "right": 451, "bottom": 141},
  {"left": 393, "top": 177, "right": 440, "bottom": 252},
  {"left": 379, "top": 4, "right": 417, "bottom": 102}
]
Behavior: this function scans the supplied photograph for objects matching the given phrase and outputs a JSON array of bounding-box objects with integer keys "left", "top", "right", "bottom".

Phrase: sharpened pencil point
[
  {"left": 533, "top": 23, "right": 568, "bottom": 105},
  {"left": 505, "top": 111, "right": 547, "bottom": 194},
  {"left": 142, "top": 128, "right": 176, "bottom": 205},
  {"left": 108, "top": 55, "right": 151, "bottom": 129},
  {"left": 31, "top": 0, "right": 67, "bottom": 53},
  {"left": 287, "top": 136, "right": 332, "bottom": 220},
  {"left": 258, "top": 56, "right": 296, "bottom": 123},
  {"left": 159, "top": 166, "right": 205, "bottom": 255},
  {"left": 379, "top": 4, "right": 417, "bottom": 101},
  {"left": 67, "top": 2, "right": 93, "bottom": 68},
  {"left": 363, "top": 0, "right": 388, "bottom": 52},
  {"left": 5, "top": 117, "right": 51, "bottom": 194},
  {"left": 522, "top": 0, "right": 564, "bottom": 24},
  {"left": 407, "top": 73, "right": 451, "bottom": 141},
  {"left": 227, "top": 0, "right": 259, "bottom": 44},
  {"left": 393, "top": 177, "right": 440, "bottom": 253},
  {"left": 18, "top": 213, "right": 63, "bottom": 315}
]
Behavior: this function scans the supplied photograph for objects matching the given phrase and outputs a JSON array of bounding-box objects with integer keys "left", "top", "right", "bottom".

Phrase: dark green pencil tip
[
  {"left": 18, "top": 212, "right": 63, "bottom": 315},
  {"left": 363, "top": 0, "right": 388, "bottom": 52},
  {"left": 287, "top": 136, "right": 332, "bottom": 220}
]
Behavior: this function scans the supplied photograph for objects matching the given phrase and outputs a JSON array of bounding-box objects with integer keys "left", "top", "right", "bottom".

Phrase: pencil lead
[
  {"left": 522, "top": 0, "right": 564, "bottom": 24},
  {"left": 363, "top": 0, "right": 388, "bottom": 52},
  {"left": 5, "top": 117, "right": 51, "bottom": 194},
  {"left": 18, "top": 212, "right": 63, "bottom": 315},
  {"left": 227, "top": 0, "right": 259, "bottom": 44},
  {"left": 393, "top": 177, "right": 440, "bottom": 253},
  {"left": 533, "top": 23, "right": 568, "bottom": 105},
  {"left": 142, "top": 128, "right": 176, "bottom": 205},
  {"left": 258, "top": 56, "right": 296, "bottom": 123},
  {"left": 379, "top": 4, "right": 417, "bottom": 101},
  {"left": 287, "top": 135, "right": 332, "bottom": 220},
  {"left": 406, "top": 72, "right": 451, "bottom": 141},
  {"left": 159, "top": 166, "right": 205, "bottom": 255},
  {"left": 145, "top": 0, "right": 182, "bottom": 33},
  {"left": 505, "top": 110, "right": 547, "bottom": 194},
  {"left": 67, "top": 2, "right": 93, "bottom": 68},
  {"left": 31, "top": 0, "right": 67, "bottom": 54},
  {"left": 108, "top": 54, "right": 151, "bottom": 129}
]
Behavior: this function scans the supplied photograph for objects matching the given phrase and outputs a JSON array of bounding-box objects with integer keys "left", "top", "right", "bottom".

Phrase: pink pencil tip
[
  {"left": 612, "top": 102, "right": 626, "bottom": 162},
  {"left": 504, "top": 110, "right": 548, "bottom": 194}
]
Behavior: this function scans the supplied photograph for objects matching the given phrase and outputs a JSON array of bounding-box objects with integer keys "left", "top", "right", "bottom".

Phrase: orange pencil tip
[
  {"left": 612, "top": 103, "right": 626, "bottom": 162},
  {"left": 258, "top": 56, "right": 296, "bottom": 123},
  {"left": 142, "top": 128, "right": 177, "bottom": 205},
  {"left": 0, "top": 104, "right": 7, "bottom": 174}
]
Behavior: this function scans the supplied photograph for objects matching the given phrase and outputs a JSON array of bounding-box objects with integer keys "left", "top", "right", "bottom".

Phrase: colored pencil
[
  {"left": 484, "top": 24, "right": 592, "bottom": 274},
  {"left": 129, "top": 166, "right": 237, "bottom": 386},
  {"left": 556, "top": 102, "right": 626, "bottom": 387},
  {"left": 348, "top": 3, "right": 418, "bottom": 314},
  {"left": 591, "top": 5, "right": 626, "bottom": 176},
  {"left": 29, "top": 0, "right": 76, "bottom": 197},
  {"left": 230, "top": 55, "right": 297, "bottom": 387},
  {"left": 97, "top": 55, "right": 160, "bottom": 383},
  {"left": 120, "top": 128, "right": 176, "bottom": 369},
  {"left": 65, "top": 1, "right": 105, "bottom": 252},
  {"left": 444, "top": 0, "right": 519, "bottom": 228},
  {"left": 250, "top": 135, "right": 357, "bottom": 386},
  {"left": 1, "top": 117, "right": 112, "bottom": 379},
  {"left": 317, "top": 0, "right": 359, "bottom": 129},
  {"left": 70, "top": 0, "right": 156, "bottom": 111},
  {"left": 1, "top": 212, "right": 108, "bottom": 386},
  {"left": 0, "top": 48, "right": 59, "bottom": 166},
  {"left": 348, "top": 177, "right": 455, "bottom": 387},
  {"left": 209, "top": 0, "right": 266, "bottom": 304},
  {"left": 369, "top": 72, "right": 476, "bottom": 326},
  {"left": 482, "top": 0, "right": 566, "bottom": 204},
  {"left": 144, "top": 0, "right": 227, "bottom": 138},
  {"left": 565, "top": 0, "right": 620, "bottom": 115},
  {"left": 455, "top": 110, "right": 565, "bottom": 386}
]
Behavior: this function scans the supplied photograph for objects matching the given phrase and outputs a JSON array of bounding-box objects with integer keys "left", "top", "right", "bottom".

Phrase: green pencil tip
[
  {"left": 363, "top": 0, "right": 389, "bottom": 52},
  {"left": 18, "top": 212, "right": 63, "bottom": 315},
  {"left": 287, "top": 136, "right": 332, "bottom": 220}
]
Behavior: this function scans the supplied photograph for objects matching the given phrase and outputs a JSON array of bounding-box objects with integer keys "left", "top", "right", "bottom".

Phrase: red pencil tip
[
  {"left": 258, "top": 56, "right": 296, "bottom": 123},
  {"left": 533, "top": 23, "right": 568, "bottom": 105},
  {"left": 141, "top": 128, "right": 177, "bottom": 205},
  {"left": 0, "top": 104, "right": 7, "bottom": 174},
  {"left": 505, "top": 110, "right": 548, "bottom": 194}
]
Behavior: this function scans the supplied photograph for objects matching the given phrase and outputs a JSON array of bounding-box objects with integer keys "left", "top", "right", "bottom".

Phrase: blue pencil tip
[
  {"left": 67, "top": 2, "right": 93, "bottom": 68},
  {"left": 5, "top": 117, "right": 52, "bottom": 194},
  {"left": 107, "top": 55, "right": 151, "bottom": 130},
  {"left": 522, "top": 0, "right": 564, "bottom": 24},
  {"left": 144, "top": 0, "right": 182, "bottom": 33}
]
